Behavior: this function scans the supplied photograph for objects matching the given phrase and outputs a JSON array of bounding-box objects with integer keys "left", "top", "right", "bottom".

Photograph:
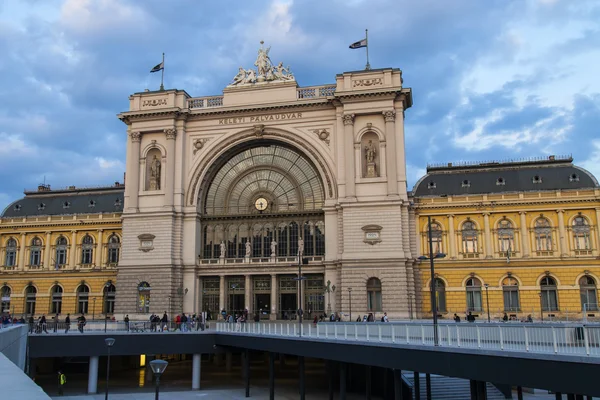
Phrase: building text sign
[{"left": 219, "top": 112, "right": 303, "bottom": 125}]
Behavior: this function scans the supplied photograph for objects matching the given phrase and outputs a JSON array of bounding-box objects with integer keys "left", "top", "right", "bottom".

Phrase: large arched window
[
  {"left": 50, "top": 285, "right": 63, "bottom": 314},
  {"left": 138, "top": 282, "right": 151, "bottom": 313},
  {"left": 572, "top": 216, "right": 591, "bottom": 252},
  {"left": 435, "top": 278, "right": 446, "bottom": 312},
  {"left": 25, "top": 285, "right": 37, "bottom": 315},
  {"left": 461, "top": 221, "right": 478, "bottom": 255},
  {"left": 535, "top": 218, "right": 553, "bottom": 252},
  {"left": 29, "top": 237, "right": 42, "bottom": 267},
  {"left": 1, "top": 286, "right": 11, "bottom": 314},
  {"left": 580, "top": 276, "right": 598, "bottom": 311},
  {"left": 107, "top": 235, "right": 120, "bottom": 264},
  {"left": 5, "top": 238, "right": 17, "bottom": 267},
  {"left": 103, "top": 283, "right": 116, "bottom": 314},
  {"left": 540, "top": 276, "right": 558, "bottom": 311},
  {"left": 466, "top": 278, "right": 482, "bottom": 311},
  {"left": 497, "top": 219, "right": 514, "bottom": 254},
  {"left": 81, "top": 234, "right": 94, "bottom": 265},
  {"left": 77, "top": 285, "right": 90, "bottom": 314},
  {"left": 55, "top": 236, "right": 68, "bottom": 268},
  {"left": 502, "top": 277, "right": 520, "bottom": 312},
  {"left": 367, "top": 278, "right": 382, "bottom": 312}
]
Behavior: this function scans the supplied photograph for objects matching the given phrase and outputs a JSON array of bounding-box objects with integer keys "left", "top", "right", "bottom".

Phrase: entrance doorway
[
  {"left": 226, "top": 276, "right": 245, "bottom": 316},
  {"left": 228, "top": 294, "right": 244, "bottom": 315},
  {"left": 254, "top": 294, "right": 270, "bottom": 319},
  {"left": 280, "top": 294, "right": 297, "bottom": 320}
]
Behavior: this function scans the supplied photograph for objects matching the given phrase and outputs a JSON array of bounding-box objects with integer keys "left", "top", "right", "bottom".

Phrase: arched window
[
  {"left": 1, "top": 286, "right": 11, "bottom": 315},
  {"left": 435, "top": 279, "right": 446, "bottom": 312},
  {"left": 55, "top": 236, "right": 68, "bottom": 268},
  {"left": 50, "top": 285, "right": 63, "bottom": 314},
  {"left": 429, "top": 223, "right": 443, "bottom": 254},
  {"left": 535, "top": 218, "right": 553, "bottom": 252},
  {"left": 461, "top": 221, "right": 478, "bottom": 254},
  {"left": 30, "top": 237, "right": 42, "bottom": 267},
  {"left": 572, "top": 216, "right": 591, "bottom": 251},
  {"left": 77, "top": 285, "right": 90, "bottom": 314},
  {"left": 25, "top": 285, "right": 37, "bottom": 315},
  {"left": 103, "top": 283, "right": 116, "bottom": 314},
  {"left": 502, "top": 277, "right": 520, "bottom": 312},
  {"left": 497, "top": 219, "right": 514, "bottom": 254},
  {"left": 466, "top": 278, "right": 482, "bottom": 311},
  {"left": 81, "top": 235, "right": 94, "bottom": 265},
  {"left": 540, "top": 276, "right": 558, "bottom": 311},
  {"left": 138, "top": 282, "right": 151, "bottom": 313},
  {"left": 367, "top": 278, "right": 382, "bottom": 312},
  {"left": 580, "top": 276, "right": 598, "bottom": 311},
  {"left": 107, "top": 235, "right": 120, "bottom": 264},
  {"left": 5, "top": 238, "right": 17, "bottom": 267}
]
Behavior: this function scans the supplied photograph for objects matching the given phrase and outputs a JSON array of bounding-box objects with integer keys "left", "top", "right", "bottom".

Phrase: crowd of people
[
  {"left": 144, "top": 312, "right": 208, "bottom": 332},
  {"left": 453, "top": 312, "right": 535, "bottom": 323}
]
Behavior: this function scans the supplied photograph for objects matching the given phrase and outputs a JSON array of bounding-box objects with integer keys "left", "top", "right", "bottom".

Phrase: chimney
[{"left": 38, "top": 184, "right": 51, "bottom": 192}]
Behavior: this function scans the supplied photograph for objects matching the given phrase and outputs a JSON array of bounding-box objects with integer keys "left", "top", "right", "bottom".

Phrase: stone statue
[
  {"left": 365, "top": 140, "right": 377, "bottom": 164},
  {"left": 254, "top": 42, "right": 272, "bottom": 77},
  {"left": 245, "top": 241, "right": 252, "bottom": 257},
  {"left": 273, "top": 62, "right": 294, "bottom": 81},
  {"left": 231, "top": 67, "right": 246, "bottom": 85},
  {"left": 220, "top": 241, "right": 226, "bottom": 258},
  {"left": 245, "top": 68, "right": 257, "bottom": 84},
  {"left": 228, "top": 42, "right": 295, "bottom": 87},
  {"left": 298, "top": 238, "right": 304, "bottom": 256},
  {"left": 270, "top": 240, "right": 277, "bottom": 257},
  {"left": 149, "top": 155, "right": 161, "bottom": 190}
]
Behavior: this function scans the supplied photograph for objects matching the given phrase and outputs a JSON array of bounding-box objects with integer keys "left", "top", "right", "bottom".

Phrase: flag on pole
[
  {"left": 349, "top": 38, "right": 367, "bottom": 49},
  {"left": 150, "top": 61, "right": 164, "bottom": 73}
]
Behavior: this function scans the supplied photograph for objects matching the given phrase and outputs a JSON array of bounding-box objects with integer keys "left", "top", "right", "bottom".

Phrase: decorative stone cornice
[
  {"left": 383, "top": 110, "right": 396, "bottom": 122},
  {"left": 129, "top": 131, "right": 141, "bottom": 143},
  {"left": 164, "top": 128, "right": 177, "bottom": 140},
  {"left": 342, "top": 114, "right": 355, "bottom": 126}
]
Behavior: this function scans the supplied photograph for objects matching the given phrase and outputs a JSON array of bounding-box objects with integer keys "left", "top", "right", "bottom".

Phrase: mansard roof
[{"left": 412, "top": 156, "right": 599, "bottom": 197}]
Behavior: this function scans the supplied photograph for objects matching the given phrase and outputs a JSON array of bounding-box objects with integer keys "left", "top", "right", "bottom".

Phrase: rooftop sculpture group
[{"left": 229, "top": 41, "right": 295, "bottom": 87}]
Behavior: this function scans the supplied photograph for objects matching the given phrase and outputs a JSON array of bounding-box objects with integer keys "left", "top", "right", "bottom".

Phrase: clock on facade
[{"left": 254, "top": 197, "right": 268, "bottom": 211}]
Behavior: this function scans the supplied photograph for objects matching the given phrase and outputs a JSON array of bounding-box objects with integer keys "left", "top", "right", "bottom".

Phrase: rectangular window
[
  {"left": 541, "top": 289, "right": 558, "bottom": 311},
  {"left": 82, "top": 249, "right": 93, "bottom": 264},
  {"left": 503, "top": 288, "right": 520, "bottom": 311},
  {"left": 466, "top": 290, "right": 482, "bottom": 311},
  {"left": 56, "top": 249, "right": 67, "bottom": 266},
  {"left": 51, "top": 295, "right": 62, "bottom": 314},
  {"left": 30, "top": 250, "right": 41, "bottom": 266},
  {"left": 6, "top": 251, "right": 16, "bottom": 267}
]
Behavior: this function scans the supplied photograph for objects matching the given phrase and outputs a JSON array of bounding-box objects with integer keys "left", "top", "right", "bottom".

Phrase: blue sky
[{"left": 0, "top": 0, "right": 599, "bottom": 210}]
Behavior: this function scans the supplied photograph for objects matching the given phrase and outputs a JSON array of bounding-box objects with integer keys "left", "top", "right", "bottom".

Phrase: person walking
[
  {"left": 161, "top": 312, "right": 168, "bottom": 331},
  {"left": 58, "top": 370, "right": 66, "bottom": 395},
  {"left": 454, "top": 313, "right": 461, "bottom": 322},
  {"left": 502, "top": 313, "right": 509, "bottom": 322},
  {"left": 53, "top": 314, "right": 59, "bottom": 333},
  {"left": 383, "top": 312, "right": 389, "bottom": 322},
  {"left": 77, "top": 314, "right": 86, "bottom": 333},
  {"left": 40, "top": 315, "right": 48, "bottom": 334},
  {"left": 124, "top": 314, "right": 130, "bottom": 332},
  {"left": 64, "top": 314, "right": 71, "bottom": 334}
]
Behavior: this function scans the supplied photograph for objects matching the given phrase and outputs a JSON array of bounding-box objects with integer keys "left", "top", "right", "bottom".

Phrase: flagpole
[
  {"left": 365, "top": 29, "right": 371, "bottom": 70},
  {"left": 160, "top": 52, "right": 165, "bottom": 91}
]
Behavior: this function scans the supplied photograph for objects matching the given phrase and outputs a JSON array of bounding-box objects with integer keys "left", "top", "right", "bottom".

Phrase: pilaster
[
  {"left": 447, "top": 215, "right": 456, "bottom": 259},
  {"left": 19, "top": 233, "right": 26, "bottom": 271},
  {"left": 342, "top": 114, "right": 356, "bottom": 199},
  {"left": 383, "top": 110, "right": 398, "bottom": 196},
  {"left": 164, "top": 128, "right": 177, "bottom": 207},
  {"left": 557, "top": 209, "right": 568, "bottom": 257},
  {"left": 519, "top": 212, "right": 530, "bottom": 257},
  {"left": 483, "top": 213, "right": 492, "bottom": 259}
]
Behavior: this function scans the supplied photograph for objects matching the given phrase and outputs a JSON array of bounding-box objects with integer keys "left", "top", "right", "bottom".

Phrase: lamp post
[
  {"left": 92, "top": 298, "right": 97, "bottom": 321},
  {"left": 294, "top": 249, "right": 307, "bottom": 337},
  {"left": 104, "top": 338, "right": 115, "bottom": 400},
  {"left": 418, "top": 215, "right": 446, "bottom": 346},
  {"left": 348, "top": 288, "right": 352, "bottom": 322},
  {"left": 539, "top": 292, "right": 544, "bottom": 323},
  {"left": 150, "top": 359, "right": 168, "bottom": 400},
  {"left": 484, "top": 284, "right": 490, "bottom": 323},
  {"left": 325, "top": 280, "right": 336, "bottom": 316},
  {"left": 104, "top": 282, "right": 111, "bottom": 332}
]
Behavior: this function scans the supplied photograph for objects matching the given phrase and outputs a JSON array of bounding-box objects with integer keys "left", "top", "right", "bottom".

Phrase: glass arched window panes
[
  {"left": 81, "top": 235, "right": 94, "bottom": 265},
  {"left": 435, "top": 279, "right": 446, "bottom": 312},
  {"left": 502, "top": 277, "right": 520, "bottom": 312},
  {"left": 5, "top": 238, "right": 17, "bottom": 267},
  {"left": 429, "top": 223, "right": 443, "bottom": 255},
  {"left": 580, "top": 276, "right": 598, "bottom": 311},
  {"left": 107, "top": 235, "right": 120, "bottom": 264},
  {"left": 1, "top": 286, "right": 11, "bottom": 314},
  {"left": 466, "top": 278, "right": 483, "bottom": 312},
  {"left": 25, "top": 286, "right": 36, "bottom": 315},
  {"left": 535, "top": 218, "right": 553, "bottom": 252},
  {"left": 103, "top": 284, "right": 116, "bottom": 314},
  {"left": 138, "top": 282, "right": 151, "bottom": 313},
  {"left": 497, "top": 220, "right": 514, "bottom": 254},
  {"left": 572, "top": 217, "right": 591, "bottom": 251},
  {"left": 76, "top": 285, "right": 90, "bottom": 314},
  {"left": 50, "top": 285, "right": 63, "bottom": 314},
  {"left": 540, "top": 276, "right": 558, "bottom": 311},
  {"left": 367, "top": 278, "right": 382, "bottom": 312},
  {"left": 55, "top": 237, "right": 68, "bottom": 269},
  {"left": 29, "top": 237, "right": 42, "bottom": 267},
  {"left": 461, "top": 221, "right": 478, "bottom": 254}
]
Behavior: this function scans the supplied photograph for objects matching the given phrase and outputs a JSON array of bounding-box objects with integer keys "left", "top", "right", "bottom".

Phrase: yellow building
[
  {"left": 0, "top": 183, "right": 123, "bottom": 319},
  {"left": 413, "top": 156, "right": 600, "bottom": 321}
]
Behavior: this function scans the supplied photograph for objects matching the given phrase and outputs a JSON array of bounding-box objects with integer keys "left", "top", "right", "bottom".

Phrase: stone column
[
  {"left": 95, "top": 229, "right": 103, "bottom": 268},
  {"left": 192, "top": 353, "right": 201, "bottom": 390},
  {"left": 245, "top": 275, "right": 251, "bottom": 313},
  {"left": 270, "top": 274, "right": 277, "bottom": 320},
  {"left": 519, "top": 212, "right": 530, "bottom": 257},
  {"left": 342, "top": 114, "right": 356, "bottom": 198},
  {"left": 88, "top": 355, "right": 99, "bottom": 394},
  {"left": 219, "top": 275, "right": 225, "bottom": 318},
  {"left": 69, "top": 230, "right": 77, "bottom": 269},
  {"left": 557, "top": 209, "right": 568, "bottom": 257},
  {"left": 164, "top": 128, "right": 177, "bottom": 207},
  {"left": 483, "top": 213, "right": 493, "bottom": 258},
  {"left": 127, "top": 131, "right": 141, "bottom": 210},
  {"left": 19, "top": 233, "right": 26, "bottom": 270},
  {"left": 447, "top": 215, "right": 456, "bottom": 259},
  {"left": 383, "top": 111, "right": 398, "bottom": 196},
  {"left": 44, "top": 231, "right": 51, "bottom": 269},
  {"left": 595, "top": 208, "right": 600, "bottom": 252}
]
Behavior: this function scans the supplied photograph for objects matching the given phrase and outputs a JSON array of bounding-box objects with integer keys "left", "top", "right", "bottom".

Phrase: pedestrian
[
  {"left": 40, "top": 315, "right": 48, "bottom": 334},
  {"left": 454, "top": 313, "right": 461, "bottom": 323},
  {"left": 313, "top": 315, "right": 318, "bottom": 326},
  {"left": 77, "top": 314, "right": 86, "bottom": 333},
  {"left": 502, "top": 313, "right": 508, "bottom": 322},
  {"left": 254, "top": 313, "right": 260, "bottom": 323},
  {"left": 175, "top": 314, "right": 181, "bottom": 331},
  {"left": 161, "top": 312, "right": 168, "bottom": 331},
  {"left": 383, "top": 312, "right": 389, "bottom": 322},
  {"left": 54, "top": 314, "right": 59, "bottom": 333},
  {"left": 58, "top": 370, "right": 66, "bottom": 395},
  {"left": 526, "top": 314, "right": 533, "bottom": 323},
  {"left": 64, "top": 314, "right": 71, "bottom": 334},
  {"left": 181, "top": 314, "right": 188, "bottom": 332},
  {"left": 28, "top": 315, "right": 34, "bottom": 333},
  {"left": 124, "top": 314, "right": 130, "bottom": 332},
  {"left": 467, "top": 312, "right": 475, "bottom": 323}
]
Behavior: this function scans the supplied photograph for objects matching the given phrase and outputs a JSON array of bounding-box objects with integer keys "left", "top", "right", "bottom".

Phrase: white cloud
[
  {"left": 95, "top": 157, "right": 124, "bottom": 170},
  {"left": 0, "top": 133, "right": 36, "bottom": 156},
  {"left": 579, "top": 140, "right": 600, "bottom": 182},
  {"left": 59, "top": 0, "right": 146, "bottom": 34}
]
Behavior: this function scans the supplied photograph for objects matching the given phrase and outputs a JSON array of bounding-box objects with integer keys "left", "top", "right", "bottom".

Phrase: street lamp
[
  {"left": 104, "top": 282, "right": 112, "bottom": 333},
  {"left": 538, "top": 292, "right": 544, "bottom": 323},
  {"left": 417, "top": 215, "right": 447, "bottom": 346},
  {"left": 348, "top": 288, "right": 352, "bottom": 322},
  {"left": 150, "top": 359, "right": 169, "bottom": 400},
  {"left": 484, "top": 284, "right": 490, "bottom": 323},
  {"left": 324, "top": 280, "right": 336, "bottom": 316},
  {"left": 104, "top": 338, "right": 115, "bottom": 400},
  {"left": 92, "top": 298, "right": 97, "bottom": 321}
]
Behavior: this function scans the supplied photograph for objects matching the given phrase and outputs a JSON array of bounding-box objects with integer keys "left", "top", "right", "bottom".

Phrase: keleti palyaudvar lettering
[{"left": 219, "top": 113, "right": 302, "bottom": 125}]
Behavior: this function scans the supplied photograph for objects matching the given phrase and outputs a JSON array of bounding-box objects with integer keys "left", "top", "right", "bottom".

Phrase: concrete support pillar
[
  {"left": 69, "top": 230, "right": 77, "bottom": 269},
  {"left": 19, "top": 232, "right": 26, "bottom": 271},
  {"left": 426, "top": 373, "right": 432, "bottom": 400},
  {"left": 270, "top": 274, "right": 277, "bottom": 320},
  {"left": 164, "top": 129, "right": 176, "bottom": 207},
  {"left": 244, "top": 350, "right": 250, "bottom": 398},
  {"left": 383, "top": 110, "right": 398, "bottom": 196},
  {"left": 366, "top": 365, "right": 371, "bottom": 400},
  {"left": 127, "top": 131, "right": 141, "bottom": 210},
  {"left": 342, "top": 114, "right": 355, "bottom": 198},
  {"left": 245, "top": 275, "right": 251, "bottom": 313},
  {"left": 269, "top": 352, "right": 275, "bottom": 400},
  {"left": 327, "top": 360, "right": 334, "bottom": 400},
  {"left": 219, "top": 275, "right": 225, "bottom": 318},
  {"left": 44, "top": 231, "right": 51, "bottom": 269},
  {"left": 88, "top": 356, "right": 99, "bottom": 394},
  {"left": 226, "top": 352, "right": 232, "bottom": 372},
  {"left": 483, "top": 213, "right": 492, "bottom": 259},
  {"left": 145, "top": 355, "right": 154, "bottom": 383},
  {"left": 414, "top": 372, "right": 421, "bottom": 400},
  {"left": 394, "top": 369, "right": 403, "bottom": 399},
  {"left": 339, "top": 362, "right": 347, "bottom": 400},
  {"left": 299, "top": 356, "right": 305, "bottom": 400},
  {"left": 192, "top": 353, "right": 201, "bottom": 390},
  {"left": 519, "top": 212, "right": 530, "bottom": 257},
  {"left": 557, "top": 209, "right": 568, "bottom": 257},
  {"left": 95, "top": 229, "right": 103, "bottom": 268},
  {"left": 447, "top": 215, "right": 456, "bottom": 259}
]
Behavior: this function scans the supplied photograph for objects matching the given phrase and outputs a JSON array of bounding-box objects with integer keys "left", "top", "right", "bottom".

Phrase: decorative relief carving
[
  {"left": 253, "top": 124, "right": 265, "bottom": 137},
  {"left": 193, "top": 138, "right": 211, "bottom": 155},
  {"left": 362, "top": 224, "right": 382, "bottom": 245},
  {"left": 312, "top": 129, "right": 330, "bottom": 145},
  {"left": 353, "top": 78, "right": 383, "bottom": 88},
  {"left": 342, "top": 114, "right": 355, "bottom": 126},
  {"left": 164, "top": 128, "right": 177, "bottom": 140},
  {"left": 142, "top": 98, "right": 168, "bottom": 107},
  {"left": 129, "top": 131, "right": 141, "bottom": 143},
  {"left": 138, "top": 234, "right": 155, "bottom": 252},
  {"left": 383, "top": 110, "right": 396, "bottom": 122}
]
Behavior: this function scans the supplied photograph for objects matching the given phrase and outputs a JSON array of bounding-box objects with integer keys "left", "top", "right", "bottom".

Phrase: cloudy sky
[{"left": 0, "top": 0, "right": 599, "bottom": 210}]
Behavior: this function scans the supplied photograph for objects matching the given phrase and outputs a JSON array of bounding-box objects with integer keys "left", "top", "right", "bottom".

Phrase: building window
[
  {"left": 428, "top": 223, "right": 443, "bottom": 254},
  {"left": 107, "top": 235, "right": 120, "bottom": 264},
  {"left": 532, "top": 175, "right": 542, "bottom": 184},
  {"left": 427, "top": 181, "right": 436, "bottom": 189},
  {"left": 497, "top": 219, "right": 515, "bottom": 253},
  {"left": 580, "top": 276, "right": 598, "bottom": 312},
  {"left": 81, "top": 234, "right": 94, "bottom": 265},
  {"left": 435, "top": 279, "right": 447, "bottom": 312},
  {"left": 25, "top": 285, "right": 37, "bottom": 315},
  {"left": 55, "top": 236, "right": 68, "bottom": 268},
  {"left": 496, "top": 177, "right": 505, "bottom": 186},
  {"left": 103, "top": 283, "right": 116, "bottom": 314},
  {"left": 535, "top": 218, "right": 553, "bottom": 252},
  {"left": 5, "top": 238, "right": 17, "bottom": 267},
  {"left": 569, "top": 173, "right": 579, "bottom": 182},
  {"left": 138, "top": 282, "right": 151, "bottom": 313},
  {"left": 366, "top": 277, "right": 382, "bottom": 312},
  {"left": 502, "top": 277, "right": 520, "bottom": 312},
  {"left": 466, "top": 278, "right": 483, "bottom": 312},
  {"left": 1, "top": 286, "right": 11, "bottom": 314},
  {"left": 540, "top": 276, "right": 559, "bottom": 311},
  {"left": 572, "top": 216, "right": 591, "bottom": 251},
  {"left": 461, "top": 179, "right": 470, "bottom": 188},
  {"left": 461, "top": 221, "right": 478, "bottom": 254},
  {"left": 50, "top": 285, "right": 63, "bottom": 314},
  {"left": 77, "top": 285, "right": 90, "bottom": 314},
  {"left": 30, "top": 237, "right": 42, "bottom": 267}
]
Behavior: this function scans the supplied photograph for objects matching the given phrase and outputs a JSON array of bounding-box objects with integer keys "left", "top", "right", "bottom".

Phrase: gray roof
[
  {"left": 413, "top": 158, "right": 599, "bottom": 197},
  {"left": 2, "top": 186, "right": 124, "bottom": 217}
]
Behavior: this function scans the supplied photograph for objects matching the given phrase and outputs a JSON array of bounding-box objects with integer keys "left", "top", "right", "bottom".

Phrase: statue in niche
[
  {"left": 298, "top": 238, "right": 304, "bottom": 256},
  {"left": 364, "top": 140, "right": 377, "bottom": 178},
  {"left": 245, "top": 241, "right": 252, "bottom": 257},
  {"left": 270, "top": 240, "right": 277, "bottom": 257},
  {"left": 149, "top": 155, "right": 162, "bottom": 190},
  {"left": 220, "top": 241, "right": 226, "bottom": 258}
]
